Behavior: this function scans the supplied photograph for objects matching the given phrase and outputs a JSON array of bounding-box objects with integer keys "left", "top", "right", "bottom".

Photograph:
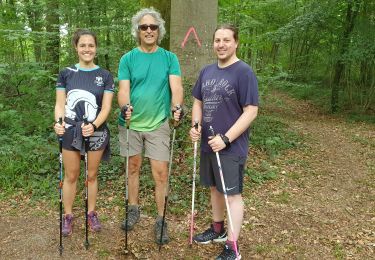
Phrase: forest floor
[{"left": 1, "top": 91, "right": 374, "bottom": 260}]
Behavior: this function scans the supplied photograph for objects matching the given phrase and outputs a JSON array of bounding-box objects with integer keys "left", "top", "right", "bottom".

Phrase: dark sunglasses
[{"left": 138, "top": 24, "right": 159, "bottom": 31}]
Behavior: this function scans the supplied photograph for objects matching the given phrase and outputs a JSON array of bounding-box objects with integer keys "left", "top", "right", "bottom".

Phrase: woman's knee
[
  {"left": 87, "top": 170, "right": 98, "bottom": 183},
  {"left": 64, "top": 170, "right": 79, "bottom": 183}
]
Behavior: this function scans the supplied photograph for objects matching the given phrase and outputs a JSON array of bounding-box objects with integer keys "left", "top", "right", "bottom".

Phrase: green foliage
[
  {"left": 251, "top": 115, "right": 302, "bottom": 158},
  {"left": 0, "top": 134, "right": 57, "bottom": 198},
  {"left": 333, "top": 242, "right": 346, "bottom": 259},
  {"left": 0, "top": 0, "right": 373, "bottom": 218},
  {"left": 219, "top": 0, "right": 375, "bottom": 113},
  {"left": 246, "top": 164, "right": 278, "bottom": 184}
]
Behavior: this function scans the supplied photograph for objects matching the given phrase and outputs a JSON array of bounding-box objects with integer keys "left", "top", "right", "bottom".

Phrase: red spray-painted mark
[{"left": 181, "top": 26, "right": 202, "bottom": 48}]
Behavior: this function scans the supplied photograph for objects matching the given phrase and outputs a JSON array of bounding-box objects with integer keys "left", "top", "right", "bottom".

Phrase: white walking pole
[{"left": 209, "top": 125, "right": 239, "bottom": 259}]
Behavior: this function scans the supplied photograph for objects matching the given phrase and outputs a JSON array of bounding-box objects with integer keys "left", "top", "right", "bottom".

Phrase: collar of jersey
[{"left": 75, "top": 63, "right": 99, "bottom": 71}]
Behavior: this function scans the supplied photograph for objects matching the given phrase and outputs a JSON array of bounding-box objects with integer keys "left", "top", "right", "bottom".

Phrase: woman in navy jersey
[{"left": 53, "top": 29, "right": 114, "bottom": 236}]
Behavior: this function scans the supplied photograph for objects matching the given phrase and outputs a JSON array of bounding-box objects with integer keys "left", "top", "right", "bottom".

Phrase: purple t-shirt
[{"left": 192, "top": 60, "right": 258, "bottom": 157}]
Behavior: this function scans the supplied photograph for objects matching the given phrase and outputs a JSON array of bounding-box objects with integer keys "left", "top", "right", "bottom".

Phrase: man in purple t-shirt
[{"left": 190, "top": 24, "right": 259, "bottom": 260}]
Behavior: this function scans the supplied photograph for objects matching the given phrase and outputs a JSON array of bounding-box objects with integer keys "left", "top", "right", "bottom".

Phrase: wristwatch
[
  {"left": 92, "top": 123, "right": 98, "bottom": 131},
  {"left": 220, "top": 134, "right": 231, "bottom": 148}
]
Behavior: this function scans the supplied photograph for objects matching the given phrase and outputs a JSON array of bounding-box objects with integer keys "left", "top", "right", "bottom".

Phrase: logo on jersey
[
  {"left": 94, "top": 76, "right": 104, "bottom": 87},
  {"left": 65, "top": 89, "right": 98, "bottom": 127}
]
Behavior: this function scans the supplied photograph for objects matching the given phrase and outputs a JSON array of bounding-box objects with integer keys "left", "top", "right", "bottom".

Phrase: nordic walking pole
[
  {"left": 159, "top": 104, "right": 181, "bottom": 251},
  {"left": 83, "top": 117, "right": 90, "bottom": 250},
  {"left": 189, "top": 120, "right": 199, "bottom": 247},
  {"left": 209, "top": 126, "right": 239, "bottom": 259},
  {"left": 121, "top": 104, "right": 131, "bottom": 253},
  {"left": 57, "top": 117, "right": 64, "bottom": 256}
]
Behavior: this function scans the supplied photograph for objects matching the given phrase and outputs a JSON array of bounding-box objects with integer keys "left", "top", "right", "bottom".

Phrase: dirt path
[
  {"left": 242, "top": 92, "right": 375, "bottom": 259},
  {"left": 1, "top": 91, "right": 374, "bottom": 259}
]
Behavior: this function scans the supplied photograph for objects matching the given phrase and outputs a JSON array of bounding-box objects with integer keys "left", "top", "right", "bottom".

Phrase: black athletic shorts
[
  {"left": 199, "top": 152, "right": 246, "bottom": 195},
  {"left": 62, "top": 125, "right": 110, "bottom": 152}
]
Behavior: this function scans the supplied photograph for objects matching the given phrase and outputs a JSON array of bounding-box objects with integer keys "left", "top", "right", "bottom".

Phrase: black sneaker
[
  {"left": 121, "top": 205, "right": 140, "bottom": 231},
  {"left": 215, "top": 244, "right": 241, "bottom": 260},
  {"left": 154, "top": 218, "right": 169, "bottom": 245},
  {"left": 193, "top": 224, "right": 227, "bottom": 244}
]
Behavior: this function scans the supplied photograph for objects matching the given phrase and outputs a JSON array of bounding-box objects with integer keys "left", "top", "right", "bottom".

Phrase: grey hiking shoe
[
  {"left": 193, "top": 224, "right": 227, "bottom": 244},
  {"left": 154, "top": 218, "right": 169, "bottom": 245},
  {"left": 215, "top": 244, "right": 241, "bottom": 260},
  {"left": 121, "top": 205, "right": 140, "bottom": 231}
]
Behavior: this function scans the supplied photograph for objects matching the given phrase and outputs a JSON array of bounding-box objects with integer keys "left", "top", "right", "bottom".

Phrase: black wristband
[
  {"left": 92, "top": 123, "right": 98, "bottom": 131},
  {"left": 220, "top": 134, "right": 231, "bottom": 148}
]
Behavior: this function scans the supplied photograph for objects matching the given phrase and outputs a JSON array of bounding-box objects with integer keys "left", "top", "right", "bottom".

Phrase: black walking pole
[
  {"left": 57, "top": 117, "right": 64, "bottom": 255},
  {"left": 83, "top": 117, "right": 90, "bottom": 250},
  {"left": 159, "top": 105, "right": 181, "bottom": 251},
  {"left": 121, "top": 105, "right": 131, "bottom": 253}
]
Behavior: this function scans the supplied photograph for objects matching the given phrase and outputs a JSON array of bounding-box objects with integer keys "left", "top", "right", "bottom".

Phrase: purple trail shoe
[
  {"left": 88, "top": 211, "right": 102, "bottom": 232},
  {"left": 62, "top": 214, "right": 74, "bottom": 236}
]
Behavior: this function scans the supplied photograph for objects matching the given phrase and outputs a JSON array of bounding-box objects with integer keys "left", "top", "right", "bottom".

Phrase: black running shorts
[{"left": 199, "top": 152, "right": 246, "bottom": 195}]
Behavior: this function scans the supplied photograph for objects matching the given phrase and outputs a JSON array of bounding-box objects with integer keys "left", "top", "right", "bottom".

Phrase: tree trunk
[
  {"left": 331, "top": 0, "right": 360, "bottom": 113},
  {"left": 105, "top": 30, "right": 111, "bottom": 70},
  {"left": 45, "top": 0, "right": 60, "bottom": 76},
  {"left": 24, "top": 0, "right": 43, "bottom": 62},
  {"left": 170, "top": 0, "right": 218, "bottom": 82}
]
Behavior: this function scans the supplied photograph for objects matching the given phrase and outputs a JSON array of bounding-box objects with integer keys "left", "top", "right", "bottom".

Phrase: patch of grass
[
  {"left": 99, "top": 214, "right": 110, "bottom": 222},
  {"left": 286, "top": 171, "right": 302, "bottom": 180},
  {"left": 351, "top": 134, "right": 375, "bottom": 148},
  {"left": 346, "top": 113, "right": 375, "bottom": 124},
  {"left": 285, "top": 244, "right": 298, "bottom": 253},
  {"left": 333, "top": 242, "right": 345, "bottom": 259},
  {"left": 251, "top": 115, "right": 303, "bottom": 158},
  {"left": 273, "top": 191, "right": 291, "bottom": 204},
  {"left": 255, "top": 244, "right": 273, "bottom": 254},
  {"left": 97, "top": 249, "right": 110, "bottom": 258},
  {"left": 246, "top": 166, "right": 278, "bottom": 184},
  {"left": 272, "top": 81, "right": 331, "bottom": 111},
  {"left": 243, "top": 193, "right": 264, "bottom": 208},
  {"left": 270, "top": 79, "right": 375, "bottom": 123},
  {"left": 31, "top": 210, "right": 49, "bottom": 217}
]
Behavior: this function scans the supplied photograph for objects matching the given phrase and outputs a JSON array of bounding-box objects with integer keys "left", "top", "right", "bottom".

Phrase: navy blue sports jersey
[
  {"left": 56, "top": 64, "right": 114, "bottom": 126},
  {"left": 56, "top": 64, "right": 114, "bottom": 159}
]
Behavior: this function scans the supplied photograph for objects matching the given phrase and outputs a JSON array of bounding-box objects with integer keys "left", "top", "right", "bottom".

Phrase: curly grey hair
[{"left": 131, "top": 7, "right": 166, "bottom": 45}]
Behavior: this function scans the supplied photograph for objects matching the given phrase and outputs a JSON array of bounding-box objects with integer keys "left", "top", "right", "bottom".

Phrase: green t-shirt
[{"left": 118, "top": 47, "right": 181, "bottom": 131}]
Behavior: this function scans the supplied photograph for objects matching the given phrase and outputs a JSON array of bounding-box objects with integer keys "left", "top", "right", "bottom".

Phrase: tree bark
[
  {"left": 331, "top": 0, "right": 360, "bottom": 113},
  {"left": 45, "top": 0, "right": 60, "bottom": 76},
  {"left": 24, "top": 0, "right": 43, "bottom": 62},
  {"left": 170, "top": 0, "right": 218, "bottom": 81}
]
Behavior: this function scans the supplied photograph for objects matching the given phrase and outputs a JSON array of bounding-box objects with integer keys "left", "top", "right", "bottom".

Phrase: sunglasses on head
[{"left": 138, "top": 24, "right": 159, "bottom": 31}]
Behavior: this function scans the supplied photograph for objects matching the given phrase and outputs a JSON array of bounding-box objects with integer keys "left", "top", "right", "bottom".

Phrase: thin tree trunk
[
  {"left": 24, "top": 0, "right": 43, "bottom": 62},
  {"left": 105, "top": 30, "right": 110, "bottom": 70},
  {"left": 45, "top": 0, "right": 60, "bottom": 76},
  {"left": 331, "top": 0, "right": 360, "bottom": 113}
]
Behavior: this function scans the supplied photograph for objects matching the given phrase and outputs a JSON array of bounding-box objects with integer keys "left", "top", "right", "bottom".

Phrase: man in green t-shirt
[{"left": 117, "top": 7, "right": 183, "bottom": 245}]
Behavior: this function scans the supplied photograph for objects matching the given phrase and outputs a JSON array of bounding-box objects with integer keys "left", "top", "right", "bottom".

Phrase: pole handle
[
  {"left": 57, "top": 117, "right": 63, "bottom": 147},
  {"left": 193, "top": 120, "right": 199, "bottom": 131},
  {"left": 121, "top": 104, "right": 131, "bottom": 128},
  {"left": 172, "top": 104, "right": 182, "bottom": 128},
  {"left": 83, "top": 117, "right": 89, "bottom": 142},
  {"left": 209, "top": 125, "right": 215, "bottom": 136}
]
